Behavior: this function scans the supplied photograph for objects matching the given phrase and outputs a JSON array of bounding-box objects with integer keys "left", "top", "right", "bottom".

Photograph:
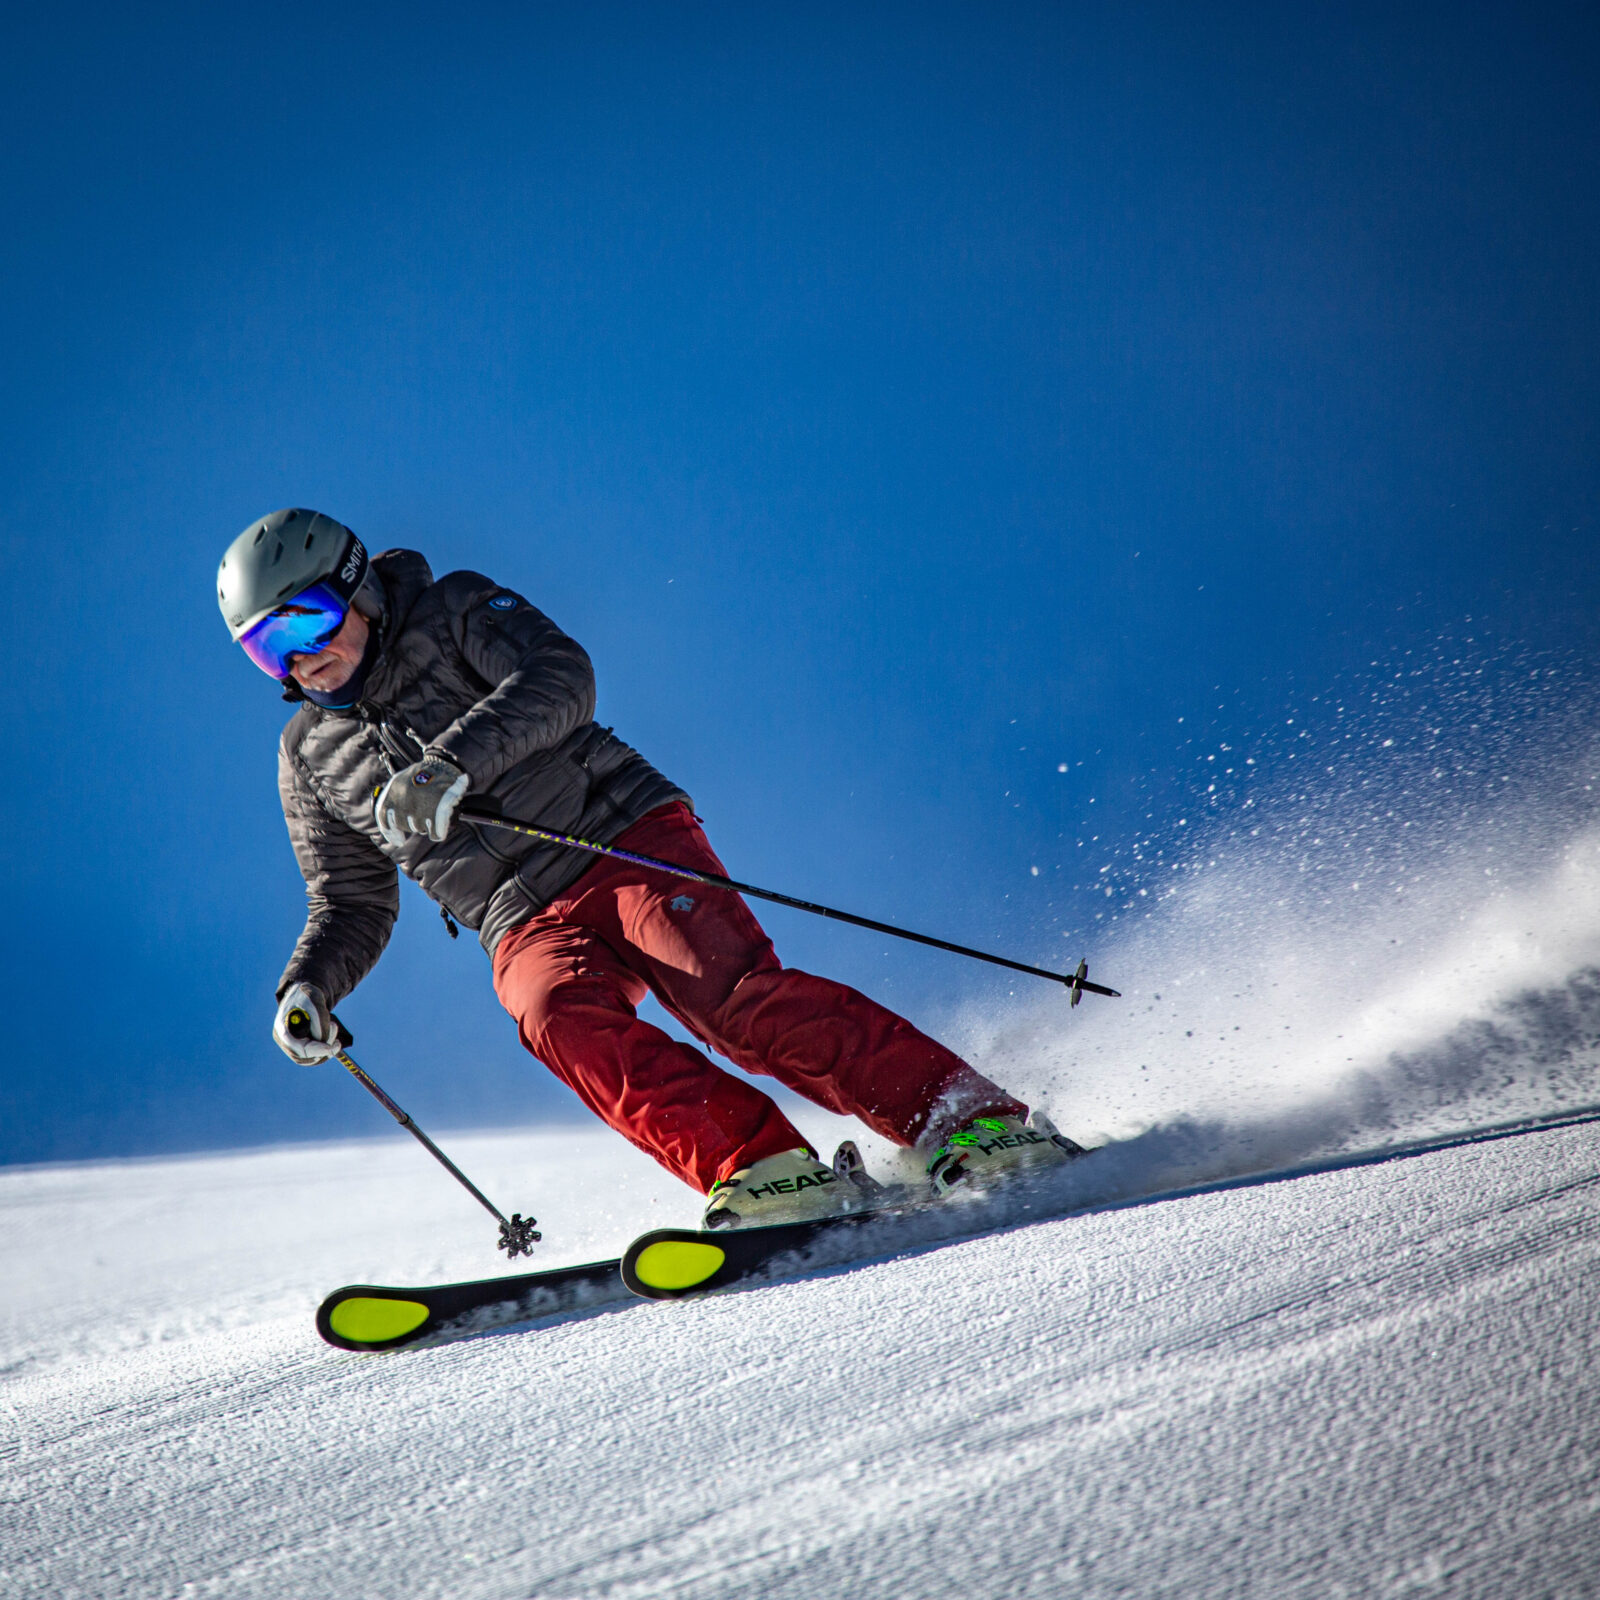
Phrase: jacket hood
[{"left": 370, "top": 548, "right": 434, "bottom": 634}]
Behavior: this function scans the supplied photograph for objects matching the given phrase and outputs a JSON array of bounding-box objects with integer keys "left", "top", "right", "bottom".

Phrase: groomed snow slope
[
  {"left": 5, "top": 1111, "right": 1599, "bottom": 1600},
  {"left": 11, "top": 679, "right": 1600, "bottom": 1598}
]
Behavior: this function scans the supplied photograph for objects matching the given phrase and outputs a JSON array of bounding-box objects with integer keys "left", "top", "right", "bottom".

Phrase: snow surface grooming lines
[{"left": 314, "top": 1099, "right": 1600, "bottom": 1352}]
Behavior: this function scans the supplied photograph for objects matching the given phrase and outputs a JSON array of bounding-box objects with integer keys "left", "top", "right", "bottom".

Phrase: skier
[{"left": 219, "top": 509, "right": 1081, "bottom": 1229}]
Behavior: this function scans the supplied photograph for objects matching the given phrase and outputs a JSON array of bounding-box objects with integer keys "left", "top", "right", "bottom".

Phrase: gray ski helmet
[{"left": 217, "top": 508, "right": 370, "bottom": 642}]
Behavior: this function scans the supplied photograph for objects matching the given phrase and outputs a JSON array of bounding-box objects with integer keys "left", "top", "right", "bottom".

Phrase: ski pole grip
[{"left": 285, "top": 1008, "right": 355, "bottom": 1049}]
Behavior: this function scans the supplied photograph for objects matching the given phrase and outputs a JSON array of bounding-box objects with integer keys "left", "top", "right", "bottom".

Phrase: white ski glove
[
  {"left": 274, "top": 982, "right": 342, "bottom": 1064},
  {"left": 374, "top": 755, "right": 469, "bottom": 848}
]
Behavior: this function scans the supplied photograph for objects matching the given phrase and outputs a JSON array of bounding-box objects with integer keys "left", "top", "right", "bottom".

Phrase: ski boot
[
  {"left": 702, "top": 1143, "right": 883, "bottom": 1231},
  {"left": 925, "top": 1111, "right": 1085, "bottom": 1199}
]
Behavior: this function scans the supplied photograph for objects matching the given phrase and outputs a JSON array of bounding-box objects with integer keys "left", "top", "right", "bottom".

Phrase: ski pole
[
  {"left": 284, "top": 1009, "right": 541, "bottom": 1258},
  {"left": 459, "top": 808, "right": 1120, "bottom": 1006}
]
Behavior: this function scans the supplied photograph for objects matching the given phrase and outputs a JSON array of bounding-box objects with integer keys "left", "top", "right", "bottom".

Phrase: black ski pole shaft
[
  {"left": 459, "top": 809, "right": 1120, "bottom": 1003},
  {"left": 285, "top": 1010, "right": 539, "bottom": 1257}
]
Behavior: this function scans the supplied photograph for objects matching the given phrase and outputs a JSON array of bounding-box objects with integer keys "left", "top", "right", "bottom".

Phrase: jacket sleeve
[
  {"left": 276, "top": 739, "right": 400, "bottom": 1006},
  {"left": 423, "top": 581, "right": 598, "bottom": 792}
]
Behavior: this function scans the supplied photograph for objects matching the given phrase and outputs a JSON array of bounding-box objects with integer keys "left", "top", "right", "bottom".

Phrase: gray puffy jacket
[{"left": 276, "top": 549, "right": 687, "bottom": 1003}]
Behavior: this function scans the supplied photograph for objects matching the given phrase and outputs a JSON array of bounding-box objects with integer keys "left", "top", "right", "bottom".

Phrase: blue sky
[{"left": 3, "top": 3, "right": 1598, "bottom": 1163}]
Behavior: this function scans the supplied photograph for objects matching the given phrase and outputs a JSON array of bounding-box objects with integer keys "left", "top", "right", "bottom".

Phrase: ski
[
  {"left": 314, "top": 1203, "right": 925, "bottom": 1349},
  {"left": 621, "top": 1206, "right": 923, "bottom": 1300},
  {"left": 317, "top": 1101, "right": 1600, "bottom": 1348},
  {"left": 316, "top": 1256, "right": 625, "bottom": 1352}
]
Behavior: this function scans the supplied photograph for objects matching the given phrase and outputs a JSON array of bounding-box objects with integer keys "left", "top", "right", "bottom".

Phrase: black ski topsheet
[
  {"left": 316, "top": 1256, "right": 624, "bottom": 1351},
  {"left": 621, "top": 1208, "right": 918, "bottom": 1300}
]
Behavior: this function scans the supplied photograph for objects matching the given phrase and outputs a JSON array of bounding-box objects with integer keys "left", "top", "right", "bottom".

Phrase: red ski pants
[{"left": 492, "top": 802, "right": 1024, "bottom": 1192}]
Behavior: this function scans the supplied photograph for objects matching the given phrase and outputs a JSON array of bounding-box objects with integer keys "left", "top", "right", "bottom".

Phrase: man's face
[{"left": 287, "top": 606, "right": 370, "bottom": 692}]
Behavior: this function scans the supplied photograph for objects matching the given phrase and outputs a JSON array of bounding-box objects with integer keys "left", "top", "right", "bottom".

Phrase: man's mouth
[{"left": 293, "top": 655, "right": 339, "bottom": 686}]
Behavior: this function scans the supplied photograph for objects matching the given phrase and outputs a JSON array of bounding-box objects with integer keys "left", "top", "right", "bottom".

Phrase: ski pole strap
[{"left": 459, "top": 809, "right": 1121, "bottom": 1001}]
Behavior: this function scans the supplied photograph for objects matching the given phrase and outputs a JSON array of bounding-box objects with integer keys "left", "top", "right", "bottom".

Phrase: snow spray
[{"left": 956, "top": 638, "right": 1600, "bottom": 1191}]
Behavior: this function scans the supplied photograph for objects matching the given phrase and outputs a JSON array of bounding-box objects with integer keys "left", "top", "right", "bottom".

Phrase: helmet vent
[{"left": 220, "top": 508, "right": 355, "bottom": 644}]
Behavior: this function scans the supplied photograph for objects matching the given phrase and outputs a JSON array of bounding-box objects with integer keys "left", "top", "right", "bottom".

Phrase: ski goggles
[{"left": 238, "top": 582, "right": 350, "bottom": 679}]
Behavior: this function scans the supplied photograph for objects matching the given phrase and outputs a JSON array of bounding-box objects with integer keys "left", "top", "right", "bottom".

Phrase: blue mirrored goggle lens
[{"left": 239, "top": 583, "right": 349, "bottom": 679}]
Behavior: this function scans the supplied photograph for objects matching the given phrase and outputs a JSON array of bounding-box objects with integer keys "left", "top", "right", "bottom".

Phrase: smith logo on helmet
[{"left": 340, "top": 538, "right": 366, "bottom": 586}]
